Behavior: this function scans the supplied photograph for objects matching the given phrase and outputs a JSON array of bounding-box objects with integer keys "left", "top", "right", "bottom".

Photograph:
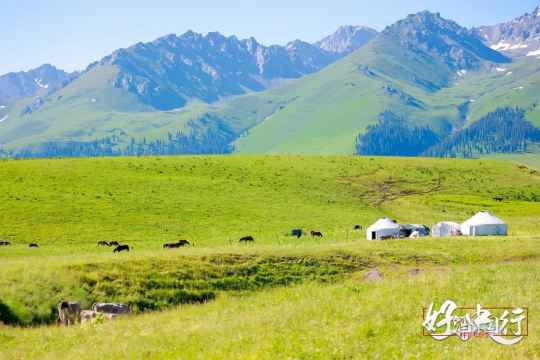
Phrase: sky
[{"left": 1, "top": 0, "right": 539, "bottom": 74}]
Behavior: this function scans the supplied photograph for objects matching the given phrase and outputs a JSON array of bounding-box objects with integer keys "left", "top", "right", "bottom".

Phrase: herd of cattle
[
  {"left": 2, "top": 226, "right": 366, "bottom": 327},
  {"left": 58, "top": 301, "right": 130, "bottom": 326},
  {"left": 0, "top": 225, "right": 365, "bottom": 253}
]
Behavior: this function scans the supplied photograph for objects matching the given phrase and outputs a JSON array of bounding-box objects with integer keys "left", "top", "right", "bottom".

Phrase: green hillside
[
  {"left": 4, "top": 40, "right": 539, "bottom": 157},
  {"left": 234, "top": 47, "right": 540, "bottom": 155},
  {"left": 0, "top": 156, "right": 539, "bottom": 249}
]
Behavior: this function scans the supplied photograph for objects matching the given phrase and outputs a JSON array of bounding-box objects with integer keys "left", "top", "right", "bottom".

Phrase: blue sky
[{"left": 1, "top": 0, "right": 539, "bottom": 74}]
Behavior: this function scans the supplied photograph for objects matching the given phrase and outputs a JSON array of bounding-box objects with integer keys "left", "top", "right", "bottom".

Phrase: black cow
[
  {"left": 113, "top": 245, "right": 130, "bottom": 253},
  {"left": 57, "top": 301, "right": 81, "bottom": 326},
  {"left": 0, "top": 241, "right": 11, "bottom": 246},
  {"left": 29, "top": 243, "right": 39, "bottom": 248},
  {"left": 97, "top": 241, "right": 109, "bottom": 247},
  {"left": 354, "top": 225, "right": 363, "bottom": 231},
  {"left": 108, "top": 241, "right": 120, "bottom": 247},
  {"left": 291, "top": 229, "right": 303, "bottom": 238},
  {"left": 311, "top": 231, "right": 323, "bottom": 238},
  {"left": 239, "top": 235, "right": 254, "bottom": 243},
  {"left": 164, "top": 240, "right": 191, "bottom": 249}
]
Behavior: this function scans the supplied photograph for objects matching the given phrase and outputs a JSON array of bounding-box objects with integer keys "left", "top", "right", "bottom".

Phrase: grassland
[
  {"left": 0, "top": 155, "right": 539, "bottom": 358},
  {"left": 2, "top": 239, "right": 540, "bottom": 359},
  {"left": 485, "top": 152, "right": 540, "bottom": 170}
]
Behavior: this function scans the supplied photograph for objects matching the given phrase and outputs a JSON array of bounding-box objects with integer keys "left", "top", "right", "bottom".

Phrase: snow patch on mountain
[
  {"left": 34, "top": 78, "right": 49, "bottom": 89},
  {"left": 490, "top": 42, "right": 528, "bottom": 51},
  {"left": 526, "top": 49, "right": 540, "bottom": 56},
  {"left": 0, "top": 115, "right": 8, "bottom": 123}
]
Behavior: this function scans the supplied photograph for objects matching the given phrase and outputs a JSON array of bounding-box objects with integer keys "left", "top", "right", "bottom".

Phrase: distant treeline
[
  {"left": 4, "top": 115, "right": 236, "bottom": 159},
  {"left": 355, "top": 107, "right": 540, "bottom": 158},
  {"left": 425, "top": 107, "right": 540, "bottom": 158},
  {"left": 355, "top": 111, "right": 440, "bottom": 156}
]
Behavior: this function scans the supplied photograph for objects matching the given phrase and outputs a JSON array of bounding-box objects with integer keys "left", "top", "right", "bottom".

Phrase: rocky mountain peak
[
  {"left": 474, "top": 5, "right": 540, "bottom": 58},
  {"left": 382, "top": 11, "right": 509, "bottom": 70},
  {"left": 0, "top": 64, "right": 77, "bottom": 106},
  {"left": 315, "top": 25, "right": 378, "bottom": 54}
]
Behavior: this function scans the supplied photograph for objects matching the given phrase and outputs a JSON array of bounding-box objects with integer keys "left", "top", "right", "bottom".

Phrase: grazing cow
[
  {"left": 92, "top": 303, "right": 130, "bottom": 315},
  {"left": 108, "top": 241, "right": 120, "bottom": 247},
  {"left": 29, "top": 243, "right": 39, "bottom": 248},
  {"left": 311, "top": 231, "right": 323, "bottom": 238},
  {"left": 113, "top": 244, "right": 130, "bottom": 253},
  {"left": 164, "top": 240, "right": 191, "bottom": 249},
  {"left": 0, "top": 241, "right": 11, "bottom": 246},
  {"left": 354, "top": 225, "right": 363, "bottom": 231},
  {"left": 97, "top": 241, "right": 109, "bottom": 247},
  {"left": 80, "top": 310, "right": 98, "bottom": 324},
  {"left": 57, "top": 301, "right": 81, "bottom": 326},
  {"left": 239, "top": 235, "right": 254, "bottom": 243}
]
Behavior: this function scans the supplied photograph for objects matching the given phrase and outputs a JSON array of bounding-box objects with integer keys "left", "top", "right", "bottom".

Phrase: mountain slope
[
  {"left": 475, "top": 5, "right": 540, "bottom": 58},
  {"left": 0, "top": 26, "right": 378, "bottom": 152},
  {"left": 86, "top": 28, "right": 377, "bottom": 111},
  {"left": 0, "top": 64, "right": 76, "bottom": 106},
  {"left": 2, "top": 12, "right": 540, "bottom": 157},
  {"left": 234, "top": 11, "right": 513, "bottom": 154}
]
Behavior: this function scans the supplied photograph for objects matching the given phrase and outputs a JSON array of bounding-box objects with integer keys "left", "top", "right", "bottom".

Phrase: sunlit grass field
[{"left": 1, "top": 155, "right": 539, "bottom": 358}]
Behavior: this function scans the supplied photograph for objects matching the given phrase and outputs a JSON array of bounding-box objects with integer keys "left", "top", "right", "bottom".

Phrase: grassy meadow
[{"left": 0, "top": 155, "right": 540, "bottom": 358}]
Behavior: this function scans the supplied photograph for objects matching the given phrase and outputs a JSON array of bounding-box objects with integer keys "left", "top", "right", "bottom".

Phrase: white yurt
[
  {"left": 367, "top": 217, "right": 400, "bottom": 240},
  {"left": 460, "top": 211, "right": 508, "bottom": 236},
  {"left": 432, "top": 221, "right": 462, "bottom": 237}
]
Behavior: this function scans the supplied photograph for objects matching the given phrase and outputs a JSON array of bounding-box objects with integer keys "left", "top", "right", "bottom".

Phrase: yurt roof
[
  {"left": 367, "top": 217, "right": 400, "bottom": 231},
  {"left": 462, "top": 211, "right": 506, "bottom": 227},
  {"left": 434, "top": 221, "right": 461, "bottom": 227}
]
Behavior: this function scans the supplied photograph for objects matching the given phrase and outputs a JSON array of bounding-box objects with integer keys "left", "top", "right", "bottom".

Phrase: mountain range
[
  {"left": 0, "top": 64, "right": 77, "bottom": 106},
  {"left": 475, "top": 6, "right": 540, "bottom": 58},
  {"left": 1, "top": 6, "right": 540, "bottom": 157}
]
